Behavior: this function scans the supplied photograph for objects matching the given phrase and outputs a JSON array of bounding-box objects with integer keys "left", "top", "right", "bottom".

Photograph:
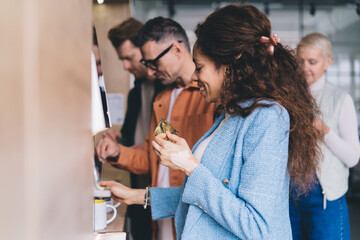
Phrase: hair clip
[{"left": 260, "top": 33, "right": 281, "bottom": 55}]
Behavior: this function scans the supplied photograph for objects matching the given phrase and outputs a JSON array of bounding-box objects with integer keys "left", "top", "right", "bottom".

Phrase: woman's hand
[
  {"left": 313, "top": 118, "right": 330, "bottom": 136},
  {"left": 98, "top": 181, "right": 146, "bottom": 205},
  {"left": 152, "top": 131, "right": 200, "bottom": 176}
]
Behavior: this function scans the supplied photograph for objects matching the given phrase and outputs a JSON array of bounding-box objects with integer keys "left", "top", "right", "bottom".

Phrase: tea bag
[{"left": 153, "top": 118, "right": 179, "bottom": 141}]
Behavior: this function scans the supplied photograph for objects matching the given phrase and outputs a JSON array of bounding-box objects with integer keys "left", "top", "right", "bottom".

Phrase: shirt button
[{"left": 223, "top": 179, "right": 230, "bottom": 185}]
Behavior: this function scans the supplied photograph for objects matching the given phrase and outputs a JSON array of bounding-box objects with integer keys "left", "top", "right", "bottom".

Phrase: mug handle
[
  {"left": 113, "top": 201, "right": 121, "bottom": 208},
  {"left": 106, "top": 205, "right": 117, "bottom": 224}
]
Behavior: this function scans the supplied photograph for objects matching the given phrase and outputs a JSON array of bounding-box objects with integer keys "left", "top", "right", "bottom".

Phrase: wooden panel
[
  {"left": 0, "top": 1, "right": 25, "bottom": 239},
  {"left": 0, "top": 0, "right": 95, "bottom": 239}
]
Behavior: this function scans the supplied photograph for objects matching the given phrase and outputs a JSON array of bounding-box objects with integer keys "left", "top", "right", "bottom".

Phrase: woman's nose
[{"left": 191, "top": 72, "right": 198, "bottom": 81}]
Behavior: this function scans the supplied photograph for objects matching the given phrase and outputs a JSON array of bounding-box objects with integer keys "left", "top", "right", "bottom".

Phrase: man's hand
[
  {"left": 105, "top": 130, "right": 121, "bottom": 142},
  {"left": 99, "top": 181, "right": 146, "bottom": 205},
  {"left": 96, "top": 134, "right": 121, "bottom": 163}
]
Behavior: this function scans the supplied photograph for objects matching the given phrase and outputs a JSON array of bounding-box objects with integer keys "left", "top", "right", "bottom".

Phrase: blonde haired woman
[{"left": 290, "top": 32, "right": 360, "bottom": 240}]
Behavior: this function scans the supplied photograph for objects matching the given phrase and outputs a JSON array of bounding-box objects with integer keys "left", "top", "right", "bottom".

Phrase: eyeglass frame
[{"left": 140, "top": 40, "right": 182, "bottom": 70}]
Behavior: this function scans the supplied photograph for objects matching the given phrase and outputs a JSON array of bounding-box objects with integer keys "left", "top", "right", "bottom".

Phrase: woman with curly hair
[{"left": 100, "top": 4, "right": 321, "bottom": 239}]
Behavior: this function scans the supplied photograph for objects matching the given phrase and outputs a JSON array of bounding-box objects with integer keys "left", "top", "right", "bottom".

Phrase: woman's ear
[
  {"left": 220, "top": 65, "right": 227, "bottom": 73},
  {"left": 222, "top": 65, "right": 229, "bottom": 82},
  {"left": 324, "top": 56, "right": 334, "bottom": 71}
]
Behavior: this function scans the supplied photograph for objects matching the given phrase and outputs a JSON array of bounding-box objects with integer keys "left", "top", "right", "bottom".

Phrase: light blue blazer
[{"left": 150, "top": 102, "right": 292, "bottom": 240}]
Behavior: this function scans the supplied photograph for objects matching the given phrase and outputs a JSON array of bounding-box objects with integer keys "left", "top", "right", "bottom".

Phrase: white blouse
[
  {"left": 311, "top": 76, "right": 360, "bottom": 168},
  {"left": 193, "top": 114, "right": 230, "bottom": 162}
]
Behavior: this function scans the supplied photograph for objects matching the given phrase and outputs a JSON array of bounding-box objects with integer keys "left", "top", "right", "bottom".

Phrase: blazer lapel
[{"left": 181, "top": 114, "right": 236, "bottom": 237}]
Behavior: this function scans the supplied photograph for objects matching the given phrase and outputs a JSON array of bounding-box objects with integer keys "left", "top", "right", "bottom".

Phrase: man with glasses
[
  {"left": 139, "top": 41, "right": 181, "bottom": 71},
  {"left": 96, "top": 17, "right": 215, "bottom": 240}
]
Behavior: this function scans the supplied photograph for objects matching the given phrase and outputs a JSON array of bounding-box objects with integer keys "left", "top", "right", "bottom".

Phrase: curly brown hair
[{"left": 195, "top": 4, "right": 322, "bottom": 194}]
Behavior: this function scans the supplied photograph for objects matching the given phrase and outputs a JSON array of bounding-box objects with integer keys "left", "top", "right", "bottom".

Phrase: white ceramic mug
[
  {"left": 106, "top": 198, "right": 121, "bottom": 213},
  {"left": 94, "top": 199, "right": 117, "bottom": 231}
]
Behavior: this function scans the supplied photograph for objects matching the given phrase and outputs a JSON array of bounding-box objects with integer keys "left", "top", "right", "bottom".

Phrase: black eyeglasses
[{"left": 140, "top": 40, "right": 182, "bottom": 70}]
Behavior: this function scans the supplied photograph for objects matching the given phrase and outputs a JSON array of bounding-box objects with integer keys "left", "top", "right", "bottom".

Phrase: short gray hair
[{"left": 297, "top": 33, "right": 332, "bottom": 59}]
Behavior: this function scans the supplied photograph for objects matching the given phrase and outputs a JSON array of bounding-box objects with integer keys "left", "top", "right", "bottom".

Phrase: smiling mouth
[{"left": 196, "top": 81, "right": 206, "bottom": 92}]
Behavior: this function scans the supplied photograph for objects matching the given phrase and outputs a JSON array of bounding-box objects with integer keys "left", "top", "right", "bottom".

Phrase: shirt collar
[
  {"left": 169, "top": 80, "right": 199, "bottom": 91},
  {"left": 187, "top": 80, "right": 200, "bottom": 89},
  {"left": 310, "top": 75, "right": 325, "bottom": 93}
]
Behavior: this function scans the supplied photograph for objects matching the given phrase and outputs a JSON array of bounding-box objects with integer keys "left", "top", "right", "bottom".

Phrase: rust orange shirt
[{"left": 110, "top": 81, "right": 216, "bottom": 187}]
